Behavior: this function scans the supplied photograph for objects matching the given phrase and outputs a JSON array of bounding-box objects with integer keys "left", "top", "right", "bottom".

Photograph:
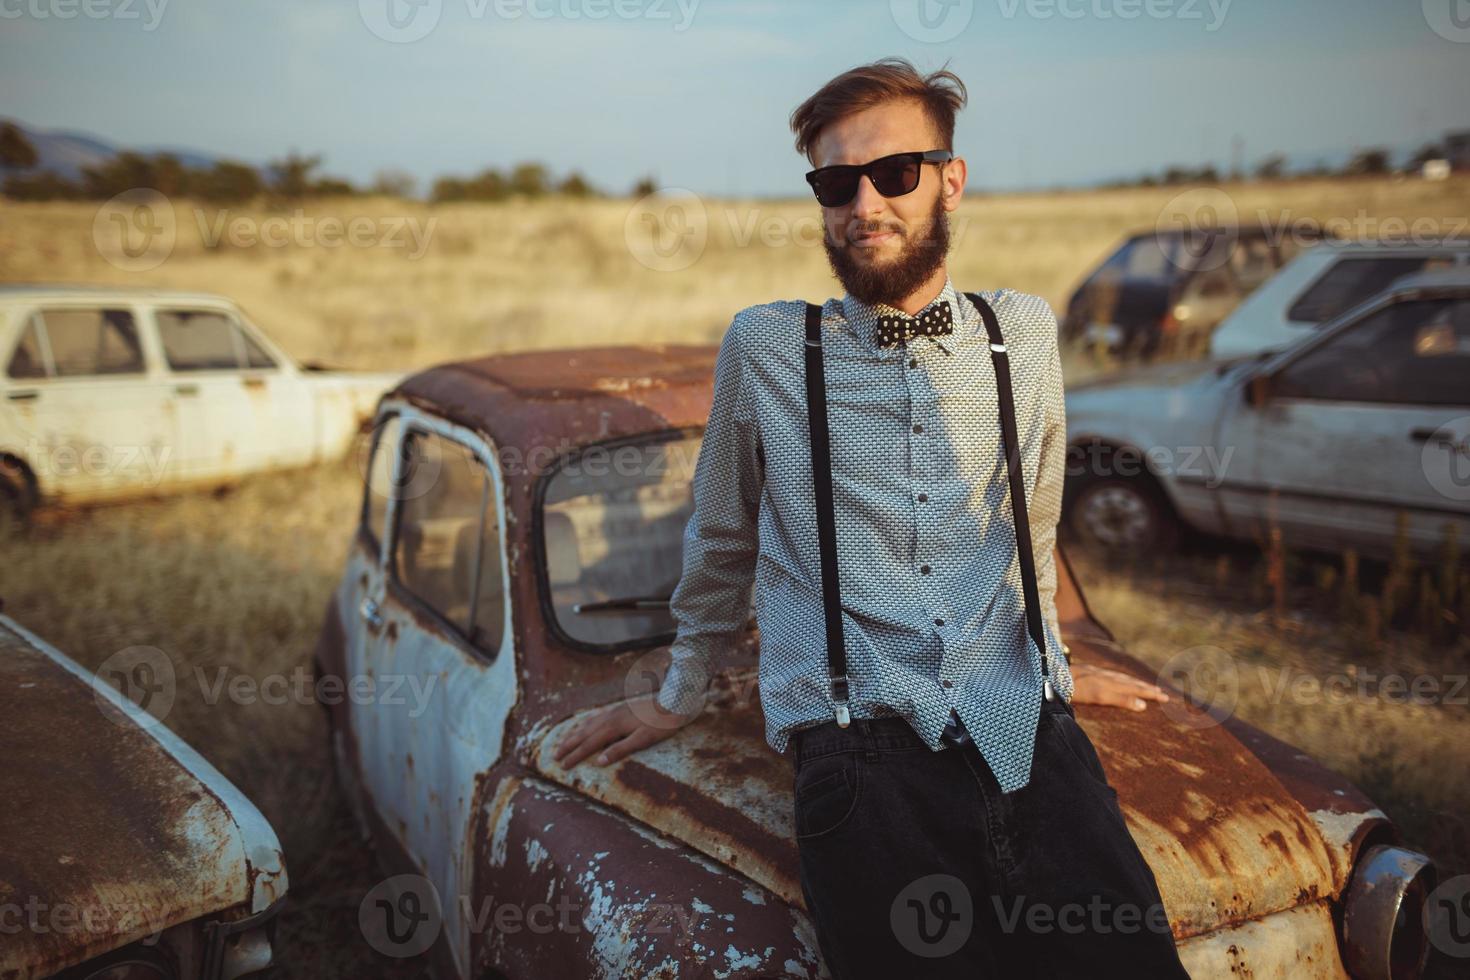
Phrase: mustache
[{"left": 842, "top": 218, "right": 906, "bottom": 241}]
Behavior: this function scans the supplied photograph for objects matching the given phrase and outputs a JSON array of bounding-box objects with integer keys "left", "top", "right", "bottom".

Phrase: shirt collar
[{"left": 840, "top": 277, "right": 976, "bottom": 355}]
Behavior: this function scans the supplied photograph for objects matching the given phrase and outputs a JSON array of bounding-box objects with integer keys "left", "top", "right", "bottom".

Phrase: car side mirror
[{"left": 1245, "top": 373, "right": 1272, "bottom": 407}]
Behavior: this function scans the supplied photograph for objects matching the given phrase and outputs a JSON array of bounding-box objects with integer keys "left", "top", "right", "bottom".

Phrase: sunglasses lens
[
  {"left": 812, "top": 170, "right": 859, "bottom": 207},
  {"left": 870, "top": 158, "right": 921, "bottom": 197}
]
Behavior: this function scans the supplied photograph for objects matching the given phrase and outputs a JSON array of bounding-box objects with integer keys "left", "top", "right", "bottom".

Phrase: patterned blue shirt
[{"left": 657, "top": 276, "right": 1075, "bottom": 792}]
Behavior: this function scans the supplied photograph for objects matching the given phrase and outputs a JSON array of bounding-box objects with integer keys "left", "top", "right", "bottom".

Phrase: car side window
[
  {"left": 157, "top": 309, "right": 263, "bottom": 371},
  {"left": 6, "top": 318, "right": 47, "bottom": 379},
  {"left": 1274, "top": 299, "right": 1470, "bottom": 407},
  {"left": 362, "top": 415, "right": 403, "bottom": 553},
  {"left": 36, "top": 308, "right": 144, "bottom": 378},
  {"left": 1287, "top": 257, "right": 1434, "bottom": 323},
  {"left": 391, "top": 429, "right": 506, "bottom": 654}
]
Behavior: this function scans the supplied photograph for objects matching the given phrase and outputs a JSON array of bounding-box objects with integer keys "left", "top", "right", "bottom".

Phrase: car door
[
  {"left": 2, "top": 304, "right": 179, "bottom": 499},
  {"left": 152, "top": 306, "right": 257, "bottom": 478},
  {"left": 1226, "top": 295, "right": 1470, "bottom": 557},
  {"left": 346, "top": 403, "right": 517, "bottom": 979}
]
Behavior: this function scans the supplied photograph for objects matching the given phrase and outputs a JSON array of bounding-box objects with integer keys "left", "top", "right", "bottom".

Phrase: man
[{"left": 555, "top": 58, "right": 1189, "bottom": 978}]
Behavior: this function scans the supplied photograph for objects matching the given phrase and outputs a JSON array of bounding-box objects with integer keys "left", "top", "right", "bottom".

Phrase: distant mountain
[{"left": 0, "top": 118, "right": 228, "bottom": 180}]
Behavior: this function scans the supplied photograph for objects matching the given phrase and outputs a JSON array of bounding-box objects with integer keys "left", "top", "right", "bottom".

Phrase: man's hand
[
  {"left": 552, "top": 698, "right": 699, "bottom": 769},
  {"left": 1070, "top": 663, "right": 1171, "bottom": 711}
]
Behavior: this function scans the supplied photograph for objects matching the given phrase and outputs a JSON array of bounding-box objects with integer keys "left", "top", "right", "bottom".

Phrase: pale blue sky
[{"left": 3, "top": 0, "right": 1467, "bottom": 195}]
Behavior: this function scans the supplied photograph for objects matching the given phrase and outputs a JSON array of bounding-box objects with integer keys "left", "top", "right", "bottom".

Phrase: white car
[
  {"left": 1208, "top": 239, "right": 1470, "bottom": 358},
  {"left": 0, "top": 285, "right": 402, "bottom": 514},
  {"left": 1065, "top": 269, "right": 1470, "bottom": 560}
]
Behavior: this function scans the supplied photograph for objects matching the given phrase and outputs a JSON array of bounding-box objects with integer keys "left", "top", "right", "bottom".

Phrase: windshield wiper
[{"left": 572, "top": 594, "right": 673, "bottom": 614}]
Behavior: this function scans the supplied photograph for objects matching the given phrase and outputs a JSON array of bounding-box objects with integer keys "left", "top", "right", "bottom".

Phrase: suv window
[
  {"left": 157, "top": 309, "right": 275, "bottom": 371},
  {"left": 1274, "top": 298, "right": 1470, "bottom": 407},
  {"left": 391, "top": 429, "right": 505, "bottom": 654},
  {"left": 541, "top": 434, "right": 702, "bottom": 648},
  {"left": 35, "top": 309, "right": 144, "bottom": 378},
  {"left": 1288, "top": 256, "right": 1442, "bottom": 323}
]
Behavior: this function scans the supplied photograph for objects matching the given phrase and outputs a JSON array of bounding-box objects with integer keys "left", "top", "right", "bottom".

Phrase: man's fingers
[
  {"left": 557, "top": 720, "right": 622, "bottom": 769},
  {"left": 594, "top": 727, "right": 659, "bottom": 766}
]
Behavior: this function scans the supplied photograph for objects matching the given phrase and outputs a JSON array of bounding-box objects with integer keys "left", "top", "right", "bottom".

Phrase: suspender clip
[
  {"left": 1043, "top": 677, "right": 1056, "bottom": 702},
  {"left": 831, "top": 676, "right": 851, "bottom": 728}
]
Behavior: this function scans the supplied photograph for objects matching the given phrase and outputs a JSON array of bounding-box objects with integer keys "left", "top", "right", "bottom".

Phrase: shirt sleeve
[
  {"left": 656, "top": 316, "right": 764, "bottom": 716},
  {"left": 1031, "top": 305, "right": 1068, "bottom": 678}
]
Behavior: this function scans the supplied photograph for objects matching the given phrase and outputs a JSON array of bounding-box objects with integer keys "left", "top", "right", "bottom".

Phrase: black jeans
[{"left": 790, "top": 698, "right": 1191, "bottom": 980}]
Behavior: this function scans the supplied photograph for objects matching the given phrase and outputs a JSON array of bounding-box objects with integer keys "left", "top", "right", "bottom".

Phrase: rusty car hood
[
  {"left": 0, "top": 616, "right": 287, "bottom": 980},
  {"left": 532, "top": 638, "right": 1376, "bottom": 942}
]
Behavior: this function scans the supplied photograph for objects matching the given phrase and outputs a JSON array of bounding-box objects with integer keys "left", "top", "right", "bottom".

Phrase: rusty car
[
  {"left": 0, "top": 285, "right": 401, "bottom": 517},
  {"left": 0, "top": 612, "right": 288, "bottom": 980},
  {"left": 315, "top": 344, "right": 1439, "bottom": 978}
]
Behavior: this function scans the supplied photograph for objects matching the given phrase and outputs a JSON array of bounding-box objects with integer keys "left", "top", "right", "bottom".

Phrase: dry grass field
[{"left": 2, "top": 177, "right": 1468, "bottom": 976}]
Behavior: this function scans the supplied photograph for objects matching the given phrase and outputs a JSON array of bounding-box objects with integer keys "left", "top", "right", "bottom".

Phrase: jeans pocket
[
  {"left": 793, "top": 753, "right": 862, "bottom": 840},
  {"left": 1045, "top": 712, "right": 1119, "bottom": 802}
]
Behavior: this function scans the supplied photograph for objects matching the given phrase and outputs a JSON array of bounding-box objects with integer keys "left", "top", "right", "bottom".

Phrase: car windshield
[{"left": 540, "top": 433, "right": 703, "bottom": 649}]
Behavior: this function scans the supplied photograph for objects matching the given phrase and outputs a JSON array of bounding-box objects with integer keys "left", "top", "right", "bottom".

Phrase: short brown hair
[{"left": 789, "top": 57, "right": 968, "bottom": 164}]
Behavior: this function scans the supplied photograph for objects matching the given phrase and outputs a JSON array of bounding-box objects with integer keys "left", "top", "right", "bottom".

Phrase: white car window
[
  {"left": 1275, "top": 298, "right": 1470, "bottom": 408},
  {"left": 391, "top": 430, "right": 505, "bottom": 655},
  {"left": 6, "top": 318, "right": 47, "bottom": 379},
  {"left": 38, "top": 308, "right": 145, "bottom": 378},
  {"left": 1287, "top": 257, "right": 1446, "bottom": 324}
]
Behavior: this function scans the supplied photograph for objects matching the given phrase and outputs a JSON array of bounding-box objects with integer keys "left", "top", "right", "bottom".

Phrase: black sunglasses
[{"left": 804, "top": 149, "right": 953, "bottom": 208}]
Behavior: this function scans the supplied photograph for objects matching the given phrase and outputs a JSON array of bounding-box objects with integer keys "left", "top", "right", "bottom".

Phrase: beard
[{"left": 822, "top": 193, "right": 951, "bottom": 307}]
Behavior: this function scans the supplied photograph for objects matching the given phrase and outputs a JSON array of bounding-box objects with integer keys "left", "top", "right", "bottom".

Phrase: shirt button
[
  {"left": 934, "top": 618, "right": 945, "bottom": 627},
  {"left": 917, "top": 493, "right": 928, "bottom": 502},
  {"left": 908, "top": 358, "right": 918, "bottom": 368},
  {"left": 912, "top": 423, "right": 923, "bottom": 434},
  {"left": 942, "top": 679, "right": 953, "bottom": 689},
  {"left": 920, "top": 564, "right": 931, "bottom": 574}
]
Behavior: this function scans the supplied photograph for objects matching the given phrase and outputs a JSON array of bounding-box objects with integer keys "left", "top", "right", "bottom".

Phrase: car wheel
[{"left": 1067, "top": 476, "right": 1178, "bottom": 554}]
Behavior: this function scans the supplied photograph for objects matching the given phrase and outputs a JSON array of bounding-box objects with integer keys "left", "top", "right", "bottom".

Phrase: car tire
[{"left": 1066, "top": 475, "right": 1178, "bottom": 555}]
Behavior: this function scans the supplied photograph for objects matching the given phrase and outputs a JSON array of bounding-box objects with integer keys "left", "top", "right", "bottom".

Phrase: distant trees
[
  {"left": 1108, "top": 142, "right": 1449, "bottom": 188},
  {"left": 0, "top": 123, "right": 38, "bottom": 171}
]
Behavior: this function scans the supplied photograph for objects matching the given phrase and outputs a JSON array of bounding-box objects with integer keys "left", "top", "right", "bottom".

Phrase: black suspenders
[{"left": 802, "top": 294, "right": 1055, "bottom": 730}]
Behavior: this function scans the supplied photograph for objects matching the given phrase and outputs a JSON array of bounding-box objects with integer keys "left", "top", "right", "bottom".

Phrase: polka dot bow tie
[{"left": 876, "top": 300, "right": 954, "bottom": 347}]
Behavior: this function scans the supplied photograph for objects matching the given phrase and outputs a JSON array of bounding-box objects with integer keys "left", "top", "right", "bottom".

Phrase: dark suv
[{"left": 1061, "top": 226, "right": 1317, "bottom": 360}]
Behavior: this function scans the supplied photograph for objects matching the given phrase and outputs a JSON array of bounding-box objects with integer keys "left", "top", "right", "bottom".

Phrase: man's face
[{"left": 810, "top": 99, "right": 967, "bottom": 306}]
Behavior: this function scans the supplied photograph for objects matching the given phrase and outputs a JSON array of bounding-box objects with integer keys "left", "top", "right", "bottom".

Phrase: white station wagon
[
  {"left": 0, "top": 285, "right": 402, "bottom": 514},
  {"left": 1065, "top": 269, "right": 1470, "bottom": 559}
]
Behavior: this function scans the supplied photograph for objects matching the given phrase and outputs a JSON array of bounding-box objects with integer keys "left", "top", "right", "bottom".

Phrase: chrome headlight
[{"left": 1341, "top": 844, "right": 1437, "bottom": 980}]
